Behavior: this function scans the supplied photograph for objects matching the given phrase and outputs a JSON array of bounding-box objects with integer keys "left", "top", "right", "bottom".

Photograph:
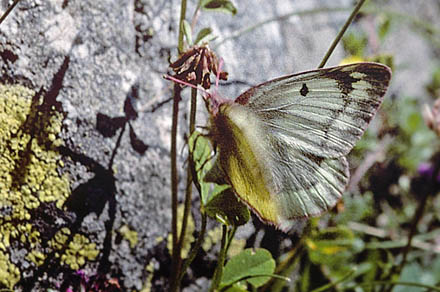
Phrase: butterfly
[{"left": 204, "top": 62, "right": 391, "bottom": 231}]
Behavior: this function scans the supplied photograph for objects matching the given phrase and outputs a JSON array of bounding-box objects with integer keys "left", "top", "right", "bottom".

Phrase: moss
[{"left": 118, "top": 224, "right": 138, "bottom": 249}]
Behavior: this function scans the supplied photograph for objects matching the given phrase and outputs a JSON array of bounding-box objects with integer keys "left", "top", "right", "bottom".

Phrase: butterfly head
[{"left": 203, "top": 90, "right": 233, "bottom": 117}]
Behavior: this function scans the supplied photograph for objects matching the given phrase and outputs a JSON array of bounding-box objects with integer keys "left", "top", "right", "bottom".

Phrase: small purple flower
[{"left": 418, "top": 162, "right": 434, "bottom": 177}]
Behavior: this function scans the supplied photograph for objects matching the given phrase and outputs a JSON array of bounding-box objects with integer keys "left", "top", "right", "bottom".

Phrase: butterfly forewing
[
  {"left": 236, "top": 63, "right": 391, "bottom": 158},
  {"left": 209, "top": 62, "right": 391, "bottom": 230}
]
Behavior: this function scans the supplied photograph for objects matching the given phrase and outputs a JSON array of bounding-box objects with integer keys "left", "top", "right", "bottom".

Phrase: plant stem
[
  {"left": 0, "top": 0, "right": 20, "bottom": 26},
  {"left": 170, "top": 84, "right": 182, "bottom": 292},
  {"left": 318, "top": 0, "right": 367, "bottom": 68},
  {"left": 174, "top": 87, "right": 198, "bottom": 285},
  {"left": 170, "top": 0, "right": 187, "bottom": 290},
  {"left": 209, "top": 225, "right": 228, "bottom": 291},
  {"left": 178, "top": 0, "right": 188, "bottom": 53}
]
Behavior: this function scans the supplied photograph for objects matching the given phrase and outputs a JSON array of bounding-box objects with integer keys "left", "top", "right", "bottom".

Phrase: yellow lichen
[
  {"left": 49, "top": 227, "right": 71, "bottom": 251},
  {"left": 119, "top": 224, "right": 138, "bottom": 249},
  {"left": 0, "top": 84, "right": 70, "bottom": 216},
  {"left": 0, "top": 250, "right": 20, "bottom": 289},
  {"left": 140, "top": 261, "right": 155, "bottom": 292},
  {"left": 202, "top": 226, "right": 223, "bottom": 252},
  {"left": 26, "top": 250, "right": 45, "bottom": 266},
  {"left": 0, "top": 84, "right": 73, "bottom": 286},
  {"left": 60, "top": 234, "right": 99, "bottom": 270}
]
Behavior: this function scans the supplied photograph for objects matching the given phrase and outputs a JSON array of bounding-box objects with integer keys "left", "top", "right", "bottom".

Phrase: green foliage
[
  {"left": 195, "top": 27, "right": 214, "bottom": 45},
  {"left": 182, "top": 19, "right": 193, "bottom": 45},
  {"left": 220, "top": 248, "right": 276, "bottom": 290},
  {"left": 342, "top": 32, "right": 367, "bottom": 57},
  {"left": 384, "top": 95, "right": 437, "bottom": 171},
  {"left": 426, "top": 66, "right": 440, "bottom": 98},
  {"left": 378, "top": 15, "right": 392, "bottom": 41},
  {"left": 200, "top": 0, "right": 237, "bottom": 15}
]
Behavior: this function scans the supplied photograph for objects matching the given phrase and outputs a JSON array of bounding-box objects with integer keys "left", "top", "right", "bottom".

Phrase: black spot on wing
[{"left": 300, "top": 83, "right": 309, "bottom": 97}]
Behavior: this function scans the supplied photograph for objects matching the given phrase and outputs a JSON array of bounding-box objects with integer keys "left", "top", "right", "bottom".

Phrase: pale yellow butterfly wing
[{"left": 209, "top": 63, "right": 391, "bottom": 230}]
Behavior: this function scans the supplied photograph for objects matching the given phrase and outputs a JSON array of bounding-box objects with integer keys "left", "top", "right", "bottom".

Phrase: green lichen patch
[
  {"left": 0, "top": 84, "right": 70, "bottom": 223},
  {"left": 118, "top": 224, "right": 139, "bottom": 249},
  {"left": 50, "top": 227, "right": 100, "bottom": 271},
  {"left": 0, "top": 250, "right": 20, "bottom": 289},
  {"left": 0, "top": 84, "right": 72, "bottom": 287},
  {"left": 60, "top": 234, "right": 99, "bottom": 270}
]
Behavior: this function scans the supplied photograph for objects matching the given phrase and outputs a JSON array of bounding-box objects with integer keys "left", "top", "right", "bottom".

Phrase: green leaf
[
  {"left": 205, "top": 186, "right": 250, "bottom": 226},
  {"left": 188, "top": 131, "right": 214, "bottom": 202},
  {"left": 221, "top": 285, "right": 248, "bottom": 292},
  {"left": 195, "top": 27, "right": 214, "bottom": 45},
  {"left": 200, "top": 0, "right": 237, "bottom": 15},
  {"left": 182, "top": 19, "right": 193, "bottom": 45},
  {"left": 221, "top": 248, "right": 276, "bottom": 288},
  {"left": 394, "top": 263, "right": 437, "bottom": 292}
]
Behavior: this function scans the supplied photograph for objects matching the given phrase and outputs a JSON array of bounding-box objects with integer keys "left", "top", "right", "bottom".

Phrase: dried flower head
[
  {"left": 169, "top": 45, "right": 228, "bottom": 89},
  {"left": 423, "top": 99, "right": 440, "bottom": 137}
]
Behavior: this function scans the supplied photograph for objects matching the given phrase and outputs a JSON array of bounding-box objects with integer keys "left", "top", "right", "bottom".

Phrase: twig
[
  {"left": 0, "top": 0, "right": 21, "bottom": 26},
  {"left": 318, "top": 0, "right": 367, "bottom": 68},
  {"left": 174, "top": 87, "right": 198, "bottom": 283}
]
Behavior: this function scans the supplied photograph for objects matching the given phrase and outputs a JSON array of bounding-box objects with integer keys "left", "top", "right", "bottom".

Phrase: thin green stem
[
  {"left": 0, "top": 0, "right": 20, "bottom": 26},
  {"left": 209, "top": 225, "right": 228, "bottom": 292},
  {"left": 310, "top": 268, "right": 356, "bottom": 292},
  {"left": 318, "top": 0, "right": 366, "bottom": 68},
  {"left": 225, "top": 225, "right": 237, "bottom": 252},
  {"left": 178, "top": 0, "right": 188, "bottom": 54}
]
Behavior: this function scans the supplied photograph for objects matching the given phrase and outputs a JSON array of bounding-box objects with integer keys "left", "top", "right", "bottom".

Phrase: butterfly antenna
[{"left": 163, "top": 74, "right": 209, "bottom": 96}]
